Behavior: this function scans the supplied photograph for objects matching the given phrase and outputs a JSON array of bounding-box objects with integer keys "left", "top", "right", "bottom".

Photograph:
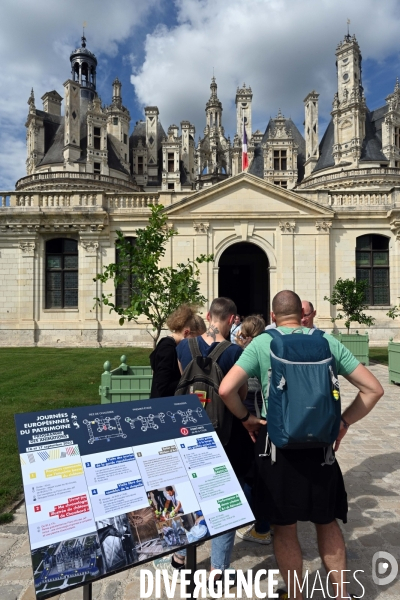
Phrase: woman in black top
[{"left": 149, "top": 305, "right": 206, "bottom": 398}]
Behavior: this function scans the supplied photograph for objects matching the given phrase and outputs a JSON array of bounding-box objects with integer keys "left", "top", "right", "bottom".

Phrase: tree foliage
[
  {"left": 324, "top": 277, "right": 375, "bottom": 334},
  {"left": 94, "top": 204, "right": 213, "bottom": 347},
  {"left": 387, "top": 305, "right": 400, "bottom": 320}
]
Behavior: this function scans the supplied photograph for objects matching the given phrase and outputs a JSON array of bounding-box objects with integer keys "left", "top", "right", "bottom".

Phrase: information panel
[{"left": 15, "top": 395, "right": 254, "bottom": 599}]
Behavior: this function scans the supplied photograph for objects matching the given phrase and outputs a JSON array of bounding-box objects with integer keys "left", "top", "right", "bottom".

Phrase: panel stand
[
  {"left": 83, "top": 582, "right": 92, "bottom": 600},
  {"left": 186, "top": 545, "right": 197, "bottom": 598}
]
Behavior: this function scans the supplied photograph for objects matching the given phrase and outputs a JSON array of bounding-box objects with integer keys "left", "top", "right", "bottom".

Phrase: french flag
[{"left": 242, "top": 119, "right": 249, "bottom": 171}]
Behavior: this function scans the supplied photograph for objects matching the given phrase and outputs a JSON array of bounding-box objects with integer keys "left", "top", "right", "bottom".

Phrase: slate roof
[
  {"left": 248, "top": 117, "right": 306, "bottom": 182},
  {"left": 313, "top": 105, "right": 389, "bottom": 173},
  {"left": 129, "top": 120, "right": 166, "bottom": 149},
  {"left": 37, "top": 108, "right": 130, "bottom": 175},
  {"left": 129, "top": 120, "right": 167, "bottom": 185}
]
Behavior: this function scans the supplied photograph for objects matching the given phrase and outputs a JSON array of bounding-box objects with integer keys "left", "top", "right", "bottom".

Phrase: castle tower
[
  {"left": 106, "top": 78, "right": 130, "bottom": 172},
  {"left": 236, "top": 83, "right": 252, "bottom": 141},
  {"left": 145, "top": 106, "right": 159, "bottom": 183},
  {"left": 304, "top": 91, "right": 319, "bottom": 177},
  {"left": 331, "top": 33, "right": 366, "bottom": 166},
  {"left": 69, "top": 33, "right": 97, "bottom": 102},
  {"left": 205, "top": 77, "right": 223, "bottom": 131}
]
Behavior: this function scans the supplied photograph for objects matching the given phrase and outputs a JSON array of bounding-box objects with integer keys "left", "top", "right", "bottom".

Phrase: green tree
[
  {"left": 95, "top": 204, "right": 213, "bottom": 347},
  {"left": 324, "top": 277, "right": 375, "bottom": 334},
  {"left": 386, "top": 306, "right": 400, "bottom": 320}
]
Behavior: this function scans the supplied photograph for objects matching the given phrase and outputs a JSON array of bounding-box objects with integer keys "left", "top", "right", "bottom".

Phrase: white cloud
[
  {"left": 0, "top": 0, "right": 160, "bottom": 189},
  {"left": 131, "top": 0, "right": 400, "bottom": 140}
]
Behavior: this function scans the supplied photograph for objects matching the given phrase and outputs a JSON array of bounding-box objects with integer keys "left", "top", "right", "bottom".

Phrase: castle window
[
  {"left": 94, "top": 127, "right": 101, "bottom": 150},
  {"left": 395, "top": 127, "right": 400, "bottom": 149},
  {"left": 274, "top": 181, "right": 288, "bottom": 188},
  {"left": 94, "top": 162, "right": 101, "bottom": 174},
  {"left": 356, "top": 234, "right": 389, "bottom": 305},
  {"left": 168, "top": 153, "right": 175, "bottom": 173},
  {"left": 168, "top": 183, "right": 174, "bottom": 190},
  {"left": 116, "top": 237, "right": 136, "bottom": 308},
  {"left": 124, "top": 133, "right": 127, "bottom": 144},
  {"left": 274, "top": 150, "right": 287, "bottom": 170},
  {"left": 137, "top": 156, "right": 144, "bottom": 175},
  {"left": 46, "top": 239, "right": 78, "bottom": 309},
  {"left": 113, "top": 117, "right": 118, "bottom": 126}
]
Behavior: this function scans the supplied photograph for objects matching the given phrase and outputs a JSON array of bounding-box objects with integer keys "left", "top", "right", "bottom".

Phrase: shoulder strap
[
  {"left": 309, "top": 328, "right": 324, "bottom": 337},
  {"left": 188, "top": 337, "right": 202, "bottom": 359},
  {"left": 208, "top": 340, "right": 232, "bottom": 362},
  {"left": 263, "top": 328, "right": 284, "bottom": 340}
]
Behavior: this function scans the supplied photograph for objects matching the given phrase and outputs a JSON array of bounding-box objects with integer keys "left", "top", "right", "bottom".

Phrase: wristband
[
  {"left": 240, "top": 411, "right": 251, "bottom": 423},
  {"left": 341, "top": 417, "right": 350, "bottom": 430}
]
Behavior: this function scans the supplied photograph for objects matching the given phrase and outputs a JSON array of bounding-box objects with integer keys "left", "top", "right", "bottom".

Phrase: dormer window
[
  {"left": 168, "top": 153, "right": 174, "bottom": 173},
  {"left": 395, "top": 127, "right": 400, "bottom": 149},
  {"left": 274, "top": 150, "right": 287, "bottom": 170},
  {"left": 94, "top": 127, "right": 101, "bottom": 150}
]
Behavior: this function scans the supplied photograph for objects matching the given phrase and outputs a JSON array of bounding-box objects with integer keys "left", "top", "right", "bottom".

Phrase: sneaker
[
  {"left": 236, "top": 524, "right": 272, "bottom": 544},
  {"left": 152, "top": 556, "right": 183, "bottom": 583}
]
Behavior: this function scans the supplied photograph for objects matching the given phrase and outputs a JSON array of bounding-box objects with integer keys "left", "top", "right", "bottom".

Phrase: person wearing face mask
[{"left": 149, "top": 304, "right": 206, "bottom": 398}]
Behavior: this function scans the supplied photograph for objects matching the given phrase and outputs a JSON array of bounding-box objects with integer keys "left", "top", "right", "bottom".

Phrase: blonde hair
[
  {"left": 166, "top": 304, "right": 204, "bottom": 334},
  {"left": 239, "top": 315, "right": 266, "bottom": 339}
]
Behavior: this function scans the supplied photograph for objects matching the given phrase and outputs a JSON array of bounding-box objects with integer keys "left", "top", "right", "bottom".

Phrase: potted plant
[
  {"left": 387, "top": 305, "right": 400, "bottom": 385},
  {"left": 324, "top": 278, "right": 375, "bottom": 365}
]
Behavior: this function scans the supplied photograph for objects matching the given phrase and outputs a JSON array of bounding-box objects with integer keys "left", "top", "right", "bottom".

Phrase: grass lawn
[
  {"left": 0, "top": 347, "right": 151, "bottom": 515},
  {"left": 369, "top": 346, "right": 388, "bottom": 366}
]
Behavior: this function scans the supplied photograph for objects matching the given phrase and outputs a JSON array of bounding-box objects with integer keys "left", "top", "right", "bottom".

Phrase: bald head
[{"left": 271, "top": 290, "right": 302, "bottom": 326}]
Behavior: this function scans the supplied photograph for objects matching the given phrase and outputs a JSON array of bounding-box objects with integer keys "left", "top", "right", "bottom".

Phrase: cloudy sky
[{"left": 1, "top": 0, "right": 400, "bottom": 189}]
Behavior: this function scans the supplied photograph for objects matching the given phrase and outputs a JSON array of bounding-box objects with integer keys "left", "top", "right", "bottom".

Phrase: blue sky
[{"left": 1, "top": 0, "right": 400, "bottom": 189}]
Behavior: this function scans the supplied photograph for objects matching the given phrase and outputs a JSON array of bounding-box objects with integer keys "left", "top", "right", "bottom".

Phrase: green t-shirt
[{"left": 236, "top": 327, "right": 360, "bottom": 418}]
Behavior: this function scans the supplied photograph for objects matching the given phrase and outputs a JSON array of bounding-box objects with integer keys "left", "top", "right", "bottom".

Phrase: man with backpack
[
  {"left": 219, "top": 290, "right": 384, "bottom": 600},
  {"left": 154, "top": 297, "right": 250, "bottom": 593}
]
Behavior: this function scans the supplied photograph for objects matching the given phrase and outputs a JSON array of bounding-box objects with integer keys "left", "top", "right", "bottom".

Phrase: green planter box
[
  {"left": 388, "top": 339, "right": 400, "bottom": 385},
  {"left": 331, "top": 331, "right": 369, "bottom": 365},
  {"left": 99, "top": 355, "right": 153, "bottom": 404}
]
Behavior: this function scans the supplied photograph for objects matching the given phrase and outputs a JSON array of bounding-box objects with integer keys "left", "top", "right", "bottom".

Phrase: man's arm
[
  {"left": 219, "top": 365, "right": 266, "bottom": 442},
  {"left": 334, "top": 363, "right": 384, "bottom": 451}
]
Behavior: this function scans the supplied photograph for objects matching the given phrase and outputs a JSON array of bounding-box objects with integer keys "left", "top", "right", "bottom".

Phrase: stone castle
[{"left": 0, "top": 32, "right": 399, "bottom": 346}]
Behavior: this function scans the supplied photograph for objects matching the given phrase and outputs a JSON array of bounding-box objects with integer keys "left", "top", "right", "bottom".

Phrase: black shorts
[{"left": 255, "top": 425, "right": 348, "bottom": 526}]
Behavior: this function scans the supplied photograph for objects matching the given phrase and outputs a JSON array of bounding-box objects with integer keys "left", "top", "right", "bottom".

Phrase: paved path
[{"left": 1, "top": 364, "right": 399, "bottom": 600}]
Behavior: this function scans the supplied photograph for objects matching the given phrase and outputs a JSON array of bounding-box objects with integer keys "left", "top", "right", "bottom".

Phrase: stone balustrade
[
  {"left": 328, "top": 192, "right": 392, "bottom": 206},
  {"left": 0, "top": 191, "right": 160, "bottom": 209},
  {"left": 300, "top": 166, "right": 400, "bottom": 189}
]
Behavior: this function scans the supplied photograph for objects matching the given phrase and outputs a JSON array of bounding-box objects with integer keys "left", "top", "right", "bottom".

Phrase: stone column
[
  {"left": 18, "top": 239, "right": 37, "bottom": 345},
  {"left": 315, "top": 221, "right": 333, "bottom": 329},
  {"left": 278, "top": 221, "right": 296, "bottom": 290},
  {"left": 193, "top": 222, "right": 210, "bottom": 305},
  {"left": 79, "top": 238, "right": 100, "bottom": 345}
]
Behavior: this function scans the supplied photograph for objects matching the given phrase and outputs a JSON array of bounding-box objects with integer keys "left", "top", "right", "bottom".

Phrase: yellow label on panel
[{"left": 45, "top": 463, "right": 83, "bottom": 479}]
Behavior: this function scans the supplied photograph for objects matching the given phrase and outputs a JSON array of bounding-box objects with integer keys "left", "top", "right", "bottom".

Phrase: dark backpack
[
  {"left": 175, "top": 337, "right": 233, "bottom": 445},
  {"left": 264, "top": 328, "right": 341, "bottom": 449}
]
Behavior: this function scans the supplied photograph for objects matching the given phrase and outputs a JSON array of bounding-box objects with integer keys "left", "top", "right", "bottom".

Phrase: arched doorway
[{"left": 218, "top": 242, "right": 270, "bottom": 320}]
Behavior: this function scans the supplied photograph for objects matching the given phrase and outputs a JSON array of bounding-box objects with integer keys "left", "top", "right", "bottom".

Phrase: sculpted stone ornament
[
  {"left": 193, "top": 222, "right": 209, "bottom": 233},
  {"left": 81, "top": 241, "right": 99, "bottom": 253},
  {"left": 279, "top": 221, "right": 296, "bottom": 233},
  {"left": 390, "top": 220, "right": 400, "bottom": 241},
  {"left": 19, "top": 242, "right": 36, "bottom": 254},
  {"left": 316, "top": 221, "right": 332, "bottom": 232}
]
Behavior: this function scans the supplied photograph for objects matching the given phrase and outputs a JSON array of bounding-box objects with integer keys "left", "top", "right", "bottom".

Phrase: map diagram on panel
[
  {"left": 125, "top": 407, "right": 205, "bottom": 431},
  {"left": 83, "top": 416, "right": 127, "bottom": 444}
]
